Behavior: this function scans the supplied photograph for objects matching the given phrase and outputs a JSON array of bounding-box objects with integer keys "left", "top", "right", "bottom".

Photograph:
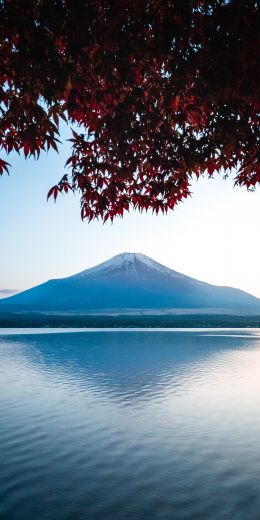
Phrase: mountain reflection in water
[{"left": 0, "top": 329, "right": 260, "bottom": 520}]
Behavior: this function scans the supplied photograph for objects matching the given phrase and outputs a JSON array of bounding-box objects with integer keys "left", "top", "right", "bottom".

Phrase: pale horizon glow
[{"left": 1, "top": 131, "right": 260, "bottom": 299}]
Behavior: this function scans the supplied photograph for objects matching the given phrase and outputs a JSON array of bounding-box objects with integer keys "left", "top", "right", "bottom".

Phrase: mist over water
[{"left": 0, "top": 329, "right": 260, "bottom": 520}]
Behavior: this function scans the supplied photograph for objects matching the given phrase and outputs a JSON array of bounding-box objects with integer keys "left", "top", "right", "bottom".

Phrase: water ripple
[{"left": 0, "top": 329, "right": 260, "bottom": 519}]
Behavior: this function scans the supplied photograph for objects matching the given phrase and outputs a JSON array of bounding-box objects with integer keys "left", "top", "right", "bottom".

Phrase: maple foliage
[{"left": 0, "top": 0, "right": 259, "bottom": 221}]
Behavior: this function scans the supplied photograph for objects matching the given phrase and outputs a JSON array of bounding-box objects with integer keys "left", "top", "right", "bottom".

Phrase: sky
[{"left": 0, "top": 126, "right": 260, "bottom": 299}]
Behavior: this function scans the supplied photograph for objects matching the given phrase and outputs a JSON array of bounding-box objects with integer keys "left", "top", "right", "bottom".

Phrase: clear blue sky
[{"left": 1, "top": 126, "right": 260, "bottom": 298}]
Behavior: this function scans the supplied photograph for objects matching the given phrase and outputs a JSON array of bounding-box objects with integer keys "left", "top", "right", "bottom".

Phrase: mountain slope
[{"left": 1, "top": 252, "right": 260, "bottom": 313}]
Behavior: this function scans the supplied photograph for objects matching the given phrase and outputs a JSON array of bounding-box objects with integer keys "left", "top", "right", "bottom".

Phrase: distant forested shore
[{"left": 0, "top": 313, "right": 259, "bottom": 329}]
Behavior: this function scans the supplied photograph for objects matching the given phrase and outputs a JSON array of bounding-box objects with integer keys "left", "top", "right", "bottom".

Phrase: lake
[{"left": 0, "top": 328, "right": 260, "bottom": 520}]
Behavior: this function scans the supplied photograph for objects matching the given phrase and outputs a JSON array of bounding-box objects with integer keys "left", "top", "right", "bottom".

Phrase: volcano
[{"left": 1, "top": 252, "right": 260, "bottom": 314}]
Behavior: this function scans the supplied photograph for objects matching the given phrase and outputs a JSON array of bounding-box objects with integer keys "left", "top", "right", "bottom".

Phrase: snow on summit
[{"left": 74, "top": 252, "right": 182, "bottom": 280}]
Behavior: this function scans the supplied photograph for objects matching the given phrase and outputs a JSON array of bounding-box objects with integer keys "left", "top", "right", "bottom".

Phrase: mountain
[{"left": 1, "top": 252, "right": 260, "bottom": 314}]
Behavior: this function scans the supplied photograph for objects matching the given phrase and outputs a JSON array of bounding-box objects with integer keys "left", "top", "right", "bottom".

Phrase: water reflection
[
  {"left": 1, "top": 330, "right": 259, "bottom": 399},
  {"left": 0, "top": 330, "right": 260, "bottom": 520}
]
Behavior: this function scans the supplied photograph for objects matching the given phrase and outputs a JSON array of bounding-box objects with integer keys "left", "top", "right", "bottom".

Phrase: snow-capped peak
[
  {"left": 74, "top": 252, "right": 183, "bottom": 280},
  {"left": 108, "top": 253, "right": 173, "bottom": 274}
]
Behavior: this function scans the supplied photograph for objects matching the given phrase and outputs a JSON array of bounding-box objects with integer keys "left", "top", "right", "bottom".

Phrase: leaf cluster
[{"left": 0, "top": 0, "right": 259, "bottom": 220}]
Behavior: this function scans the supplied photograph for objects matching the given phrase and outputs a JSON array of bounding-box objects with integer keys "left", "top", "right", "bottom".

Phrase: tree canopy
[{"left": 0, "top": 0, "right": 259, "bottom": 221}]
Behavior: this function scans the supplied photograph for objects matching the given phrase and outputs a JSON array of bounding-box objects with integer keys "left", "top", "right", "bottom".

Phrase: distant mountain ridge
[{"left": 1, "top": 252, "right": 260, "bottom": 314}]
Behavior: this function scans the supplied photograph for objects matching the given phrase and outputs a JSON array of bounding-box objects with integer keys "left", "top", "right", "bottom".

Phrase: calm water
[{"left": 0, "top": 329, "right": 260, "bottom": 520}]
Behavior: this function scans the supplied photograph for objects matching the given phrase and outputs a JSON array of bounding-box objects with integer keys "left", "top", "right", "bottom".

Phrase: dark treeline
[{"left": 0, "top": 313, "right": 259, "bottom": 329}]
